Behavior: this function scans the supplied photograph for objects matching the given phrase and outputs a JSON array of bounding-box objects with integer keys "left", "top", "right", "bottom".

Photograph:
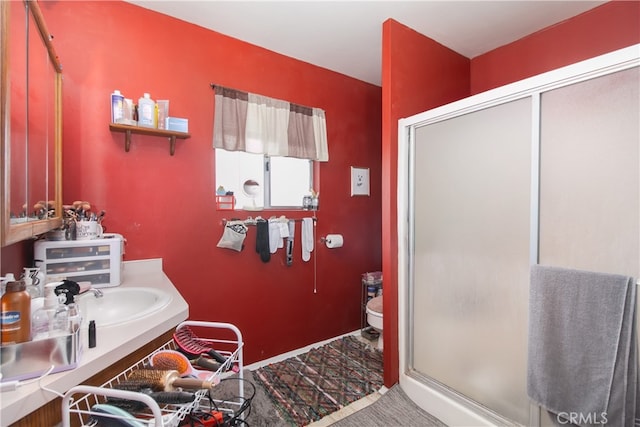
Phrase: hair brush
[
  {"left": 173, "top": 326, "right": 228, "bottom": 364},
  {"left": 107, "top": 387, "right": 196, "bottom": 411},
  {"left": 124, "top": 369, "right": 213, "bottom": 392},
  {"left": 149, "top": 350, "right": 220, "bottom": 380}
]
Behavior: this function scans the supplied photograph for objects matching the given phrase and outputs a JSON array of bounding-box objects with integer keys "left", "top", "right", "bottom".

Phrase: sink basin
[{"left": 77, "top": 287, "right": 172, "bottom": 327}]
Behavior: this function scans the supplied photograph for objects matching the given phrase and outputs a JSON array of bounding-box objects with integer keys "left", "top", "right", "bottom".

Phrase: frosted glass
[
  {"left": 411, "top": 98, "right": 532, "bottom": 424},
  {"left": 539, "top": 67, "right": 640, "bottom": 277}
]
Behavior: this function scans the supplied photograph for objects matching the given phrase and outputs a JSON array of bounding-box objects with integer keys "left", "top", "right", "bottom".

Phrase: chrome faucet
[
  {"left": 88, "top": 288, "right": 104, "bottom": 298},
  {"left": 78, "top": 288, "right": 104, "bottom": 298}
]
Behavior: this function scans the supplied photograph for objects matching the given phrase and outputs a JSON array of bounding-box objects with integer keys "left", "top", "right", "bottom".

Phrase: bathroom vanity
[{"left": 0, "top": 258, "right": 189, "bottom": 426}]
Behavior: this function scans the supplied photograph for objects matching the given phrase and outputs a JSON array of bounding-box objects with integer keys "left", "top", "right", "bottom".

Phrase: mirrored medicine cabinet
[{"left": 1, "top": 0, "right": 63, "bottom": 247}]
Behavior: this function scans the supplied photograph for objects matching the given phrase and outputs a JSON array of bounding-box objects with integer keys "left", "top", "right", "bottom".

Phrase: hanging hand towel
[
  {"left": 278, "top": 221, "right": 289, "bottom": 240},
  {"left": 266, "top": 219, "right": 288, "bottom": 253},
  {"left": 301, "top": 217, "right": 314, "bottom": 262},
  {"left": 268, "top": 221, "right": 281, "bottom": 254},
  {"left": 255, "top": 219, "right": 270, "bottom": 262},
  {"left": 528, "top": 265, "right": 638, "bottom": 427}
]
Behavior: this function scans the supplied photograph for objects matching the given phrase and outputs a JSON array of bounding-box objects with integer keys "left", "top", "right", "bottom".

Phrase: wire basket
[{"left": 62, "top": 321, "right": 244, "bottom": 427}]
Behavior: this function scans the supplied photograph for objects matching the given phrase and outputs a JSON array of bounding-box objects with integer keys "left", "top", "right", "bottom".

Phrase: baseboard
[{"left": 245, "top": 329, "right": 361, "bottom": 371}]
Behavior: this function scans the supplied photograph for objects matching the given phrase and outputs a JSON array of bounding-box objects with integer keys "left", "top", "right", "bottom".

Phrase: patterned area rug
[{"left": 252, "top": 335, "right": 384, "bottom": 426}]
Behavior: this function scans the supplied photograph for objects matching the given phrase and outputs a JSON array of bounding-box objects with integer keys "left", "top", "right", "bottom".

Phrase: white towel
[
  {"left": 301, "top": 218, "right": 314, "bottom": 262},
  {"left": 278, "top": 222, "right": 289, "bottom": 239},
  {"left": 268, "top": 220, "right": 290, "bottom": 253},
  {"left": 268, "top": 221, "right": 281, "bottom": 254}
]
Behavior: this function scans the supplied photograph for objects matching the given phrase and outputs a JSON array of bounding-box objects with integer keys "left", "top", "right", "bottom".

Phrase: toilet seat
[
  {"left": 366, "top": 295, "right": 383, "bottom": 332},
  {"left": 366, "top": 295, "right": 383, "bottom": 315},
  {"left": 366, "top": 295, "right": 383, "bottom": 350}
]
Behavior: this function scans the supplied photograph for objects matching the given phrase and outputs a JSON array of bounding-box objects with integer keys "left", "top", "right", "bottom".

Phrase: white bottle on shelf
[
  {"left": 137, "top": 93, "right": 156, "bottom": 128},
  {"left": 111, "top": 90, "right": 125, "bottom": 124}
]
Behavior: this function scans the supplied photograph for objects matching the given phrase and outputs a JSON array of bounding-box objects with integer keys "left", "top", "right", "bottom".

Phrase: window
[{"left": 215, "top": 149, "right": 313, "bottom": 210}]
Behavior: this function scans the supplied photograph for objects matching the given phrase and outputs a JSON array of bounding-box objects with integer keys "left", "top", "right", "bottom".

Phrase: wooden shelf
[{"left": 109, "top": 123, "right": 191, "bottom": 155}]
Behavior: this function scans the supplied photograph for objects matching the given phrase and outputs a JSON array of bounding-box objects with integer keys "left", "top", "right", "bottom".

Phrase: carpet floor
[
  {"left": 251, "top": 335, "right": 384, "bottom": 426},
  {"left": 208, "top": 369, "right": 289, "bottom": 427},
  {"left": 331, "top": 384, "right": 448, "bottom": 427}
]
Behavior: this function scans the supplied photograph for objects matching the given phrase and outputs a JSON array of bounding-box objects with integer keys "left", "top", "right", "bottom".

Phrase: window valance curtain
[{"left": 212, "top": 85, "right": 328, "bottom": 161}]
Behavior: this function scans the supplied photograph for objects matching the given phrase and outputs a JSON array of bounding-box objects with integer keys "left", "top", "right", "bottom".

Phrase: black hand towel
[{"left": 256, "top": 220, "right": 270, "bottom": 262}]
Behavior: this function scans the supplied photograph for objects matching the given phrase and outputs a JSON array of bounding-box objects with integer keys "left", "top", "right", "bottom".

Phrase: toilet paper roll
[{"left": 325, "top": 234, "right": 344, "bottom": 248}]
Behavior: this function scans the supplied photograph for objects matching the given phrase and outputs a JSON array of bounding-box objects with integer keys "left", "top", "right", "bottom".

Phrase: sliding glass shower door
[
  {"left": 399, "top": 47, "right": 639, "bottom": 427},
  {"left": 408, "top": 98, "right": 533, "bottom": 424}
]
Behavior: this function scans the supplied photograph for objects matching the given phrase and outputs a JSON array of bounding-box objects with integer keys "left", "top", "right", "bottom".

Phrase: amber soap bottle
[{"left": 1, "top": 281, "right": 31, "bottom": 344}]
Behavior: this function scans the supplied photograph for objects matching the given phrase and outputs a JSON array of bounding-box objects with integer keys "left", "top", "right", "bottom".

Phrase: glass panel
[
  {"left": 269, "top": 156, "right": 311, "bottom": 207},
  {"left": 215, "top": 149, "right": 264, "bottom": 210},
  {"left": 215, "top": 149, "right": 311, "bottom": 209},
  {"left": 8, "top": 1, "right": 28, "bottom": 222},
  {"left": 27, "top": 5, "right": 52, "bottom": 220},
  {"left": 539, "top": 67, "right": 640, "bottom": 277},
  {"left": 411, "top": 98, "right": 532, "bottom": 424},
  {"left": 45, "top": 55, "right": 57, "bottom": 217}
]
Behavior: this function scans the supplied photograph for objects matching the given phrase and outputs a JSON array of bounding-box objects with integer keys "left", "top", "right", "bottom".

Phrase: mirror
[
  {"left": 242, "top": 179, "right": 262, "bottom": 211},
  {"left": 1, "top": 0, "right": 62, "bottom": 246}
]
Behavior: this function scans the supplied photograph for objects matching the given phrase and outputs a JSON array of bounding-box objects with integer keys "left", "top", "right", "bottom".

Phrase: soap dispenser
[{"left": 31, "top": 282, "right": 69, "bottom": 340}]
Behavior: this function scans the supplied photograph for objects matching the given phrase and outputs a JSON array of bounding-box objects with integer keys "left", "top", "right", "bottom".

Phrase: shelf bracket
[
  {"left": 124, "top": 130, "right": 132, "bottom": 152},
  {"left": 169, "top": 136, "right": 176, "bottom": 155}
]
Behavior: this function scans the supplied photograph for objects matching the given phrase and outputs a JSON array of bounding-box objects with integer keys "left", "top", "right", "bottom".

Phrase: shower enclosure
[{"left": 397, "top": 45, "right": 639, "bottom": 426}]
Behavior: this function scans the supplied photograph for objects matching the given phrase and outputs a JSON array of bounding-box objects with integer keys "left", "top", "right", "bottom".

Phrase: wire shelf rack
[{"left": 61, "top": 321, "right": 244, "bottom": 427}]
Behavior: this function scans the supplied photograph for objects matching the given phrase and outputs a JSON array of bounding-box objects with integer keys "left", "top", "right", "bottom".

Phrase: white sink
[{"left": 78, "top": 287, "right": 172, "bottom": 327}]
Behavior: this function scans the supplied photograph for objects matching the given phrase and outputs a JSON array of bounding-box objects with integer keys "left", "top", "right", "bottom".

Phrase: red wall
[
  {"left": 381, "top": 19, "right": 470, "bottom": 386},
  {"left": 471, "top": 1, "right": 640, "bottom": 94},
  {"left": 3, "top": 0, "right": 638, "bottom": 379},
  {"left": 381, "top": 0, "right": 639, "bottom": 385},
  {"left": 15, "top": 0, "right": 382, "bottom": 364}
]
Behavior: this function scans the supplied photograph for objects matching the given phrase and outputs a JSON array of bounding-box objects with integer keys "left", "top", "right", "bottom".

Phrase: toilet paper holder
[{"left": 321, "top": 234, "right": 344, "bottom": 248}]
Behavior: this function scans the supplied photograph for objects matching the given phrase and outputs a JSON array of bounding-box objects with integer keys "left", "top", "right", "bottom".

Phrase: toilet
[{"left": 366, "top": 295, "right": 383, "bottom": 350}]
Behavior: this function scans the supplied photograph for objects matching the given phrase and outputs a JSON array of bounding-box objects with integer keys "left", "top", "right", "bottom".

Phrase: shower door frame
[{"left": 397, "top": 44, "right": 640, "bottom": 427}]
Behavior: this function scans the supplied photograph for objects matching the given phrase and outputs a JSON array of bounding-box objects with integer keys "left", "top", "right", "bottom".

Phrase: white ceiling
[{"left": 126, "top": 1, "right": 606, "bottom": 86}]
